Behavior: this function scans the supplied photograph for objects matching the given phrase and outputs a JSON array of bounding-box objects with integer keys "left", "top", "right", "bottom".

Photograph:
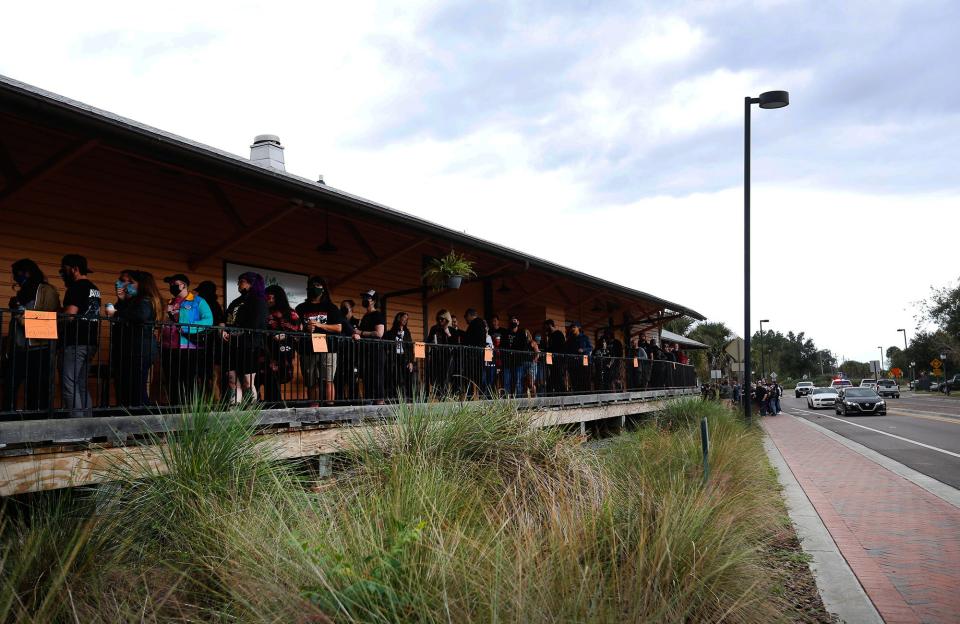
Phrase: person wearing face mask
[
  {"left": 335, "top": 299, "right": 359, "bottom": 401},
  {"left": 4, "top": 258, "right": 60, "bottom": 413},
  {"left": 109, "top": 270, "right": 163, "bottom": 406},
  {"left": 294, "top": 276, "right": 342, "bottom": 405},
  {"left": 355, "top": 290, "right": 386, "bottom": 404},
  {"left": 223, "top": 272, "right": 268, "bottom": 403},
  {"left": 161, "top": 273, "right": 213, "bottom": 406},
  {"left": 427, "top": 309, "right": 454, "bottom": 395},
  {"left": 58, "top": 254, "right": 101, "bottom": 418}
]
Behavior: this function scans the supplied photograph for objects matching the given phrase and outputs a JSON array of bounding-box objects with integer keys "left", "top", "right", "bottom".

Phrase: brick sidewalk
[{"left": 764, "top": 415, "right": 960, "bottom": 624}]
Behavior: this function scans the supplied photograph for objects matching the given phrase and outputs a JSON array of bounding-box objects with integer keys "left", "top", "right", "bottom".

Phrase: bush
[{"left": 1, "top": 398, "right": 795, "bottom": 623}]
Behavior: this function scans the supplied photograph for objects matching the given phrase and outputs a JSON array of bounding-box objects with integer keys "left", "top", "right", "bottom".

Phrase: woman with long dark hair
[
  {"left": 107, "top": 270, "right": 162, "bottom": 407},
  {"left": 223, "top": 272, "right": 268, "bottom": 402},
  {"left": 384, "top": 311, "right": 414, "bottom": 401},
  {"left": 261, "top": 284, "right": 300, "bottom": 403},
  {"left": 4, "top": 259, "right": 60, "bottom": 412}
]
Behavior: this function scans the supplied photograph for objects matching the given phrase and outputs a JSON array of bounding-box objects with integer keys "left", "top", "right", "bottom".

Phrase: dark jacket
[
  {"left": 565, "top": 333, "right": 593, "bottom": 356},
  {"left": 464, "top": 317, "right": 487, "bottom": 348}
]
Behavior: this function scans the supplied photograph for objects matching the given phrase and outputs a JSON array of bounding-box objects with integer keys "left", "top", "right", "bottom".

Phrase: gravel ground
[{"left": 765, "top": 530, "right": 839, "bottom": 623}]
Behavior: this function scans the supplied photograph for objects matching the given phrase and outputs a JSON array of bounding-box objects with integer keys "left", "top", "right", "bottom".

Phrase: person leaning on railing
[
  {"left": 427, "top": 309, "right": 454, "bottom": 396},
  {"left": 294, "top": 276, "right": 342, "bottom": 406},
  {"left": 58, "top": 254, "right": 101, "bottom": 418},
  {"left": 355, "top": 289, "right": 386, "bottom": 405},
  {"left": 385, "top": 311, "right": 415, "bottom": 401},
  {"left": 3, "top": 258, "right": 60, "bottom": 413},
  {"left": 161, "top": 273, "right": 213, "bottom": 406},
  {"left": 262, "top": 285, "right": 300, "bottom": 403},
  {"left": 106, "top": 270, "right": 162, "bottom": 407},
  {"left": 565, "top": 322, "right": 593, "bottom": 393}
]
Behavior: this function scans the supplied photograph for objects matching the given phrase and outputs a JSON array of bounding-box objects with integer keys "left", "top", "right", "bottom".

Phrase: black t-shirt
[
  {"left": 502, "top": 327, "right": 524, "bottom": 350},
  {"left": 464, "top": 317, "right": 487, "bottom": 348},
  {"left": 62, "top": 279, "right": 101, "bottom": 346},
  {"left": 358, "top": 311, "right": 386, "bottom": 336},
  {"left": 295, "top": 300, "right": 344, "bottom": 353},
  {"left": 548, "top": 330, "right": 566, "bottom": 353}
]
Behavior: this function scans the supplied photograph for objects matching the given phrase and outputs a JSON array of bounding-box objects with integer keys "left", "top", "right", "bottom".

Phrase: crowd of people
[{"left": 3, "top": 255, "right": 695, "bottom": 417}]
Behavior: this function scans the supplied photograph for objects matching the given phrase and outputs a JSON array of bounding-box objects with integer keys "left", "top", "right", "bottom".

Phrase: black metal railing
[{"left": 0, "top": 311, "right": 697, "bottom": 420}]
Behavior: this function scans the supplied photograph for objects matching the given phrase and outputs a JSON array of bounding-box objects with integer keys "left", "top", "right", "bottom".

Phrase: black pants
[
  {"left": 360, "top": 351, "right": 385, "bottom": 401},
  {"left": 113, "top": 347, "right": 152, "bottom": 407},
  {"left": 3, "top": 346, "right": 53, "bottom": 413},
  {"left": 161, "top": 348, "right": 203, "bottom": 406}
]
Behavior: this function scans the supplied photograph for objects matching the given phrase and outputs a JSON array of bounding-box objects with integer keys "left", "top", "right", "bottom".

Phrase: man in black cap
[
  {"left": 564, "top": 321, "right": 592, "bottom": 393},
  {"left": 294, "top": 276, "right": 342, "bottom": 405},
  {"left": 355, "top": 289, "right": 386, "bottom": 404},
  {"left": 59, "top": 254, "right": 101, "bottom": 417},
  {"left": 544, "top": 319, "right": 567, "bottom": 394}
]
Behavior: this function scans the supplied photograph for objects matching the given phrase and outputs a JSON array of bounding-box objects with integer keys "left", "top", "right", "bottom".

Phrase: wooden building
[{"left": 0, "top": 74, "right": 704, "bottom": 342}]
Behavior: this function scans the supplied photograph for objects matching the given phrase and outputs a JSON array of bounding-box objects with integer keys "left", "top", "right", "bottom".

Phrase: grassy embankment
[{"left": 1, "top": 398, "right": 801, "bottom": 623}]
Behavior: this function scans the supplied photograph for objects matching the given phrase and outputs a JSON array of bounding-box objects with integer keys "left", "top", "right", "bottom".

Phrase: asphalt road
[{"left": 780, "top": 391, "right": 960, "bottom": 490}]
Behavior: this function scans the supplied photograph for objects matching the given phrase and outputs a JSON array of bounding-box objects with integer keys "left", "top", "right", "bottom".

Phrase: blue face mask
[{"left": 125, "top": 283, "right": 138, "bottom": 297}]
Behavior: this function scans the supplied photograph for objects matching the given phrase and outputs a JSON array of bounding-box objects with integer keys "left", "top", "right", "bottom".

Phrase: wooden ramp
[{"left": 0, "top": 390, "right": 695, "bottom": 496}]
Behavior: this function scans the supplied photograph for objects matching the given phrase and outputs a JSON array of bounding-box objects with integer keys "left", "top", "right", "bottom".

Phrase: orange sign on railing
[
  {"left": 414, "top": 342, "right": 426, "bottom": 359},
  {"left": 545, "top": 352, "right": 553, "bottom": 365},
  {"left": 484, "top": 347, "right": 493, "bottom": 363},
  {"left": 24, "top": 311, "right": 58, "bottom": 339},
  {"left": 311, "top": 334, "right": 328, "bottom": 353},
  {"left": 582, "top": 355, "right": 589, "bottom": 367},
  {"left": 633, "top": 357, "right": 639, "bottom": 368}
]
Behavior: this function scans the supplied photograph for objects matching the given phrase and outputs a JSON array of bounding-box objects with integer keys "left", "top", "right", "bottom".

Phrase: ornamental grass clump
[{"left": 1, "top": 397, "right": 796, "bottom": 623}]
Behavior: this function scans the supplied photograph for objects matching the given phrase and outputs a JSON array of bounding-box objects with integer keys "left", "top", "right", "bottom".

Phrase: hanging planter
[{"left": 423, "top": 250, "right": 477, "bottom": 291}]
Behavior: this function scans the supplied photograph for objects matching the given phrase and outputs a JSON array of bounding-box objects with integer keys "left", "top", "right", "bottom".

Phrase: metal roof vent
[
  {"left": 250, "top": 134, "right": 285, "bottom": 171},
  {"left": 317, "top": 174, "right": 326, "bottom": 185}
]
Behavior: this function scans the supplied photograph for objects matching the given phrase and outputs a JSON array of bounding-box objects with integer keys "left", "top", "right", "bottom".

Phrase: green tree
[{"left": 688, "top": 321, "right": 735, "bottom": 380}]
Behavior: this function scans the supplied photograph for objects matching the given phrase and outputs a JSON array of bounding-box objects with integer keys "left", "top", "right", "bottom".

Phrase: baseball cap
[
  {"left": 163, "top": 273, "right": 190, "bottom": 286},
  {"left": 361, "top": 289, "right": 377, "bottom": 299}
]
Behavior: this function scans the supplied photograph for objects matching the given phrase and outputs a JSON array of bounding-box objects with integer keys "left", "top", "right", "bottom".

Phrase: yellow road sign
[{"left": 931, "top": 358, "right": 942, "bottom": 369}]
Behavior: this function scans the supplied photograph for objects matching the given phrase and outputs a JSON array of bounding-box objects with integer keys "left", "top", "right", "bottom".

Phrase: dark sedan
[{"left": 835, "top": 388, "right": 887, "bottom": 416}]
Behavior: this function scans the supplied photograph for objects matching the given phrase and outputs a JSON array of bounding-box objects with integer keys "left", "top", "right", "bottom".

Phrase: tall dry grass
[{"left": 0, "top": 397, "right": 794, "bottom": 623}]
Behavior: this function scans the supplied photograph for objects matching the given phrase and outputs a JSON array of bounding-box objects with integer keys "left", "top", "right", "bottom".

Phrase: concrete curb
[
  {"left": 763, "top": 433, "right": 882, "bottom": 624},
  {"left": 788, "top": 409, "right": 960, "bottom": 510}
]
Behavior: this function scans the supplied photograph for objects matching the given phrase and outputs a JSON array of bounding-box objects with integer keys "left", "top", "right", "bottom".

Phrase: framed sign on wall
[{"left": 223, "top": 261, "right": 310, "bottom": 308}]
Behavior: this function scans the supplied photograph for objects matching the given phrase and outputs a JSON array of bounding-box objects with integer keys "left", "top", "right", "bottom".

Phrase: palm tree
[{"left": 689, "top": 322, "right": 736, "bottom": 377}]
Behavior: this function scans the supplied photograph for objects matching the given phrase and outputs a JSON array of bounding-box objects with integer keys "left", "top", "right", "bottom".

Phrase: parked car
[
  {"left": 941, "top": 374, "right": 960, "bottom": 393},
  {"left": 795, "top": 381, "right": 814, "bottom": 397},
  {"left": 835, "top": 388, "right": 887, "bottom": 416},
  {"left": 875, "top": 379, "right": 900, "bottom": 398},
  {"left": 807, "top": 387, "right": 839, "bottom": 410},
  {"left": 830, "top": 379, "right": 853, "bottom": 392},
  {"left": 908, "top": 379, "right": 918, "bottom": 390},
  {"left": 859, "top": 379, "right": 878, "bottom": 389},
  {"left": 930, "top": 381, "right": 941, "bottom": 392}
]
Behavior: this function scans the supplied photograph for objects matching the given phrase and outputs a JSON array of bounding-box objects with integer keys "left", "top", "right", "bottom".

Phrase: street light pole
[
  {"left": 878, "top": 346, "right": 884, "bottom": 378},
  {"left": 759, "top": 319, "right": 770, "bottom": 381},
  {"left": 743, "top": 90, "right": 789, "bottom": 425},
  {"left": 897, "top": 328, "right": 910, "bottom": 381}
]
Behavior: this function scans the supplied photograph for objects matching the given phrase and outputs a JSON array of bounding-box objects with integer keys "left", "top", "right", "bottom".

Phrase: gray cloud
[{"left": 352, "top": 0, "right": 960, "bottom": 198}]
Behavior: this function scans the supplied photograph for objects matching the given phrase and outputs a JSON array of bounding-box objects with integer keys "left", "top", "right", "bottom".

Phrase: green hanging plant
[{"left": 422, "top": 250, "right": 477, "bottom": 291}]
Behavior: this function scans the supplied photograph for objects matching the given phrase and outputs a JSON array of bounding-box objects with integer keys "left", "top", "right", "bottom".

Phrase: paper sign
[
  {"left": 545, "top": 352, "right": 553, "bottom": 365},
  {"left": 311, "top": 334, "right": 328, "bottom": 353},
  {"left": 24, "top": 311, "right": 58, "bottom": 339},
  {"left": 414, "top": 342, "right": 426, "bottom": 359},
  {"left": 582, "top": 355, "right": 589, "bottom": 367},
  {"left": 633, "top": 357, "right": 639, "bottom": 368},
  {"left": 484, "top": 347, "right": 493, "bottom": 363}
]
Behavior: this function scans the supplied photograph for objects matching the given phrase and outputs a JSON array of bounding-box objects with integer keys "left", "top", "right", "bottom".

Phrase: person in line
[
  {"left": 385, "top": 311, "right": 414, "bottom": 401},
  {"left": 59, "top": 254, "right": 101, "bottom": 418},
  {"left": 427, "top": 309, "right": 454, "bottom": 396},
  {"left": 482, "top": 319, "right": 496, "bottom": 397},
  {"left": 626, "top": 335, "right": 647, "bottom": 391},
  {"left": 605, "top": 329, "right": 624, "bottom": 391},
  {"left": 771, "top": 380, "right": 783, "bottom": 415},
  {"left": 593, "top": 332, "right": 611, "bottom": 390},
  {"left": 294, "top": 276, "right": 343, "bottom": 406},
  {"left": 107, "top": 270, "right": 162, "bottom": 407},
  {"left": 543, "top": 319, "right": 567, "bottom": 394},
  {"left": 521, "top": 328, "right": 540, "bottom": 397},
  {"left": 223, "top": 272, "right": 268, "bottom": 403},
  {"left": 354, "top": 289, "right": 386, "bottom": 405},
  {"left": 335, "top": 299, "right": 359, "bottom": 401},
  {"left": 565, "top": 322, "right": 593, "bottom": 393},
  {"left": 462, "top": 308, "right": 487, "bottom": 397},
  {"left": 488, "top": 315, "right": 507, "bottom": 392},
  {"left": 262, "top": 285, "right": 300, "bottom": 403},
  {"left": 502, "top": 316, "right": 525, "bottom": 396},
  {"left": 161, "top": 273, "right": 213, "bottom": 406},
  {"left": 193, "top": 280, "right": 226, "bottom": 398},
  {"left": 4, "top": 259, "right": 60, "bottom": 413}
]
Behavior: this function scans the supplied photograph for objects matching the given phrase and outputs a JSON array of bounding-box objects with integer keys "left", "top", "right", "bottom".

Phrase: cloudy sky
[{"left": 3, "top": 0, "right": 958, "bottom": 365}]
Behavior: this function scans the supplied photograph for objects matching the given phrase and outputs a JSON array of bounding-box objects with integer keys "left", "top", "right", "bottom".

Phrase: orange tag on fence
[
  {"left": 633, "top": 357, "right": 639, "bottom": 368},
  {"left": 582, "top": 355, "right": 589, "bottom": 367},
  {"left": 414, "top": 342, "right": 426, "bottom": 359},
  {"left": 24, "top": 311, "right": 58, "bottom": 339},
  {"left": 484, "top": 347, "right": 493, "bottom": 363},
  {"left": 311, "top": 334, "right": 328, "bottom": 353},
  {"left": 545, "top": 352, "right": 553, "bottom": 365}
]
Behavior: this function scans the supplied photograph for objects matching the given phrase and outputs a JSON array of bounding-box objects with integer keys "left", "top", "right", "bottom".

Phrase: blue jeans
[
  {"left": 501, "top": 366, "right": 524, "bottom": 396},
  {"left": 62, "top": 345, "right": 93, "bottom": 418},
  {"left": 773, "top": 397, "right": 781, "bottom": 413}
]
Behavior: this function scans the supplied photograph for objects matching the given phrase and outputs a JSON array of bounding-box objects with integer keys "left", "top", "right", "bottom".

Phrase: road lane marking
[
  {"left": 888, "top": 410, "right": 960, "bottom": 425},
  {"left": 784, "top": 408, "right": 960, "bottom": 460}
]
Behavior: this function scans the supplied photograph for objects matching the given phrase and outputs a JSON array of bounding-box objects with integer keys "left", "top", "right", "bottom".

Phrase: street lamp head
[
  {"left": 897, "top": 328, "right": 905, "bottom": 332},
  {"left": 760, "top": 319, "right": 770, "bottom": 323},
  {"left": 758, "top": 90, "right": 789, "bottom": 109}
]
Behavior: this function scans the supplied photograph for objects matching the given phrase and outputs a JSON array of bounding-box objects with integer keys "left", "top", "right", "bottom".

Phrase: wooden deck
[{"left": 0, "top": 389, "right": 696, "bottom": 496}]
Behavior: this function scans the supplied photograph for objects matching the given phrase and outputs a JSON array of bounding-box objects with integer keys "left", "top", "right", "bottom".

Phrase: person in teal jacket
[{"left": 161, "top": 273, "right": 213, "bottom": 404}]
